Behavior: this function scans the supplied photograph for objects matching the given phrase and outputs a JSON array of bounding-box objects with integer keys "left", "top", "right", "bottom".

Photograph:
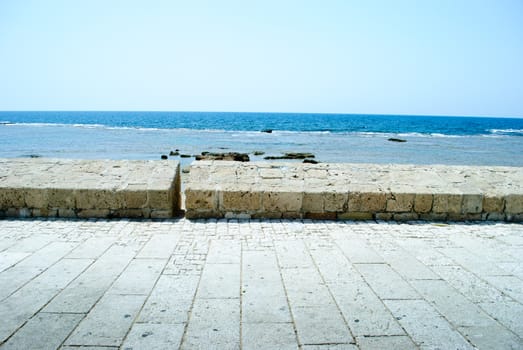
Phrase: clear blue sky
[{"left": 1, "top": 0, "right": 522, "bottom": 116}]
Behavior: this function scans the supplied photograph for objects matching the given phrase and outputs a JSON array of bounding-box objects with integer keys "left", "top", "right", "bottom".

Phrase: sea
[{"left": 1, "top": 111, "right": 523, "bottom": 167}]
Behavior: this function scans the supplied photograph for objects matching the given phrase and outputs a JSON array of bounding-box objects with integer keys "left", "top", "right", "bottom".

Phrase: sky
[{"left": 0, "top": 0, "right": 522, "bottom": 117}]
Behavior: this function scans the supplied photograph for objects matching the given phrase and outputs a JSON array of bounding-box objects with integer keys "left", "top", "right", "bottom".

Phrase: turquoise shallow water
[{"left": 1, "top": 111, "right": 522, "bottom": 166}]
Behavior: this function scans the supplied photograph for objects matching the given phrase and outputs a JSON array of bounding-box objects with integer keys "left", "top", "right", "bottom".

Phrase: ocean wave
[
  {"left": 488, "top": 128, "right": 523, "bottom": 136},
  {"left": 3, "top": 121, "right": 520, "bottom": 138}
]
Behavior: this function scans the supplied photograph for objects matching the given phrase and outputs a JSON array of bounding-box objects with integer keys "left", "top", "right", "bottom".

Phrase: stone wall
[
  {"left": 0, "top": 159, "right": 181, "bottom": 219},
  {"left": 185, "top": 161, "right": 523, "bottom": 222}
]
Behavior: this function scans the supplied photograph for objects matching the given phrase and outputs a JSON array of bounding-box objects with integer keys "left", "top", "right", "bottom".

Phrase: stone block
[
  {"left": 420, "top": 213, "right": 448, "bottom": 221},
  {"left": 147, "top": 190, "right": 173, "bottom": 210},
  {"left": 76, "top": 189, "right": 123, "bottom": 210},
  {"left": 185, "top": 189, "right": 216, "bottom": 210},
  {"left": 505, "top": 194, "right": 523, "bottom": 214},
  {"left": 482, "top": 196, "right": 504, "bottom": 213},
  {"left": 393, "top": 212, "right": 420, "bottom": 221},
  {"left": 305, "top": 212, "right": 337, "bottom": 220},
  {"left": 337, "top": 212, "right": 374, "bottom": 220},
  {"left": 323, "top": 192, "right": 348, "bottom": 212},
  {"left": 282, "top": 211, "right": 302, "bottom": 219},
  {"left": 252, "top": 211, "right": 282, "bottom": 219},
  {"left": 221, "top": 191, "right": 261, "bottom": 211},
  {"left": 461, "top": 194, "right": 483, "bottom": 214},
  {"left": 185, "top": 209, "right": 222, "bottom": 219},
  {"left": 23, "top": 188, "right": 47, "bottom": 208},
  {"left": 58, "top": 208, "right": 76, "bottom": 218},
  {"left": 302, "top": 192, "right": 324, "bottom": 212},
  {"left": 47, "top": 188, "right": 76, "bottom": 208},
  {"left": 76, "top": 209, "right": 110, "bottom": 218},
  {"left": 375, "top": 212, "right": 394, "bottom": 220},
  {"left": 262, "top": 192, "right": 302, "bottom": 212},
  {"left": 150, "top": 209, "right": 172, "bottom": 219},
  {"left": 123, "top": 190, "right": 147, "bottom": 209},
  {"left": 432, "top": 194, "right": 462, "bottom": 214},
  {"left": 387, "top": 193, "right": 415, "bottom": 212},
  {"left": 0, "top": 188, "right": 25, "bottom": 208},
  {"left": 348, "top": 192, "right": 386, "bottom": 212},
  {"left": 414, "top": 194, "right": 433, "bottom": 213},
  {"left": 484, "top": 212, "right": 505, "bottom": 221}
]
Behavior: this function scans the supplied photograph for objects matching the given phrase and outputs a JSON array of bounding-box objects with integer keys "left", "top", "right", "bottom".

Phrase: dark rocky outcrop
[
  {"left": 253, "top": 151, "right": 265, "bottom": 156},
  {"left": 161, "top": 155, "right": 168, "bottom": 160},
  {"left": 195, "top": 152, "right": 250, "bottom": 162},
  {"left": 169, "top": 151, "right": 180, "bottom": 156},
  {"left": 264, "top": 152, "right": 315, "bottom": 160},
  {"left": 303, "top": 159, "right": 319, "bottom": 164},
  {"left": 180, "top": 154, "right": 192, "bottom": 158},
  {"left": 261, "top": 129, "right": 273, "bottom": 133},
  {"left": 388, "top": 138, "right": 407, "bottom": 143}
]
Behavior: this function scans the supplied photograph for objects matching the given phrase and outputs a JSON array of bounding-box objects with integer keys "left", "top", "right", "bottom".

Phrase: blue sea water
[{"left": 1, "top": 111, "right": 522, "bottom": 166}]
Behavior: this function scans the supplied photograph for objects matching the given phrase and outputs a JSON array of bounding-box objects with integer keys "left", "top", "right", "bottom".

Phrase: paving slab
[
  {"left": 0, "top": 158, "right": 181, "bottom": 219},
  {"left": 0, "top": 218, "right": 522, "bottom": 349}
]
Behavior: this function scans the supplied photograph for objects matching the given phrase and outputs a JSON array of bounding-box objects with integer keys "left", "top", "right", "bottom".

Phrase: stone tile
[
  {"left": 242, "top": 323, "right": 298, "bottom": 350},
  {"left": 107, "top": 258, "right": 165, "bottom": 295},
  {"left": 292, "top": 305, "right": 353, "bottom": 345},
  {"left": 384, "top": 299, "right": 475, "bottom": 349},
  {"left": 206, "top": 239, "right": 241, "bottom": 264},
  {"left": 0, "top": 251, "right": 30, "bottom": 273},
  {"left": 482, "top": 275, "right": 523, "bottom": 304},
  {"left": 356, "top": 335, "right": 417, "bottom": 350},
  {"left": 457, "top": 324, "right": 523, "bottom": 350},
  {"left": 120, "top": 323, "right": 185, "bottom": 350},
  {"left": 0, "top": 258, "right": 92, "bottom": 343},
  {"left": 181, "top": 298, "right": 240, "bottom": 350},
  {"left": 479, "top": 301, "right": 523, "bottom": 337},
  {"left": 431, "top": 265, "right": 511, "bottom": 304},
  {"left": 136, "top": 233, "right": 180, "bottom": 258},
  {"left": 274, "top": 240, "right": 313, "bottom": 268},
  {"left": 138, "top": 274, "right": 199, "bottom": 324},
  {"left": 329, "top": 282, "right": 405, "bottom": 337},
  {"left": 66, "top": 236, "right": 116, "bottom": 259},
  {"left": 65, "top": 294, "right": 146, "bottom": 347},
  {"left": 1, "top": 313, "right": 83, "bottom": 350},
  {"left": 301, "top": 344, "right": 357, "bottom": 350},
  {"left": 410, "top": 279, "right": 493, "bottom": 327},
  {"left": 355, "top": 263, "right": 419, "bottom": 300},
  {"left": 197, "top": 263, "right": 240, "bottom": 299},
  {"left": 336, "top": 238, "right": 385, "bottom": 263},
  {"left": 44, "top": 245, "right": 137, "bottom": 313}
]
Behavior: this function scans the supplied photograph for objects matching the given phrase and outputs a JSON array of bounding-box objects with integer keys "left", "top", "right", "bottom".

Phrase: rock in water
[
  {"left": 388, "top": 138, "right": 407, "bottom": 143},
  {"left": 264, "top": 152, "right": 315, "bottom": 160},
  {"left": 261, "top": 129, "right": 273, "bottom": 133},
  {"left": 180, "top": 154, "right": 192, "bottom": 158},
  {"left": 253, "top": 151, "right": 265, "bottom": 156},
  {"left": 195, "top": 152, "right": 250, "bottom": 162},
  {"left": 161, "top": 155, "right": 168, "bottom": 160},
  {"left": 303, "top": 159, "right": 319, "bottom": 164},
  {"left": 169, "top": 151, "right": 180, "bottom": 156}
]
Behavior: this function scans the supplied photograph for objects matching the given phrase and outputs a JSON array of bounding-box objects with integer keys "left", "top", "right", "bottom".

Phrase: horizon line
[{"left": 0, "top": 110, "right": 521, "bottom": 119}]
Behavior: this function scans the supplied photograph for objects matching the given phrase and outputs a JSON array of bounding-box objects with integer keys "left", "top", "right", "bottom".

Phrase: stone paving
[{"left": 0, "top": 218, "right": 522, "bottom": 349}]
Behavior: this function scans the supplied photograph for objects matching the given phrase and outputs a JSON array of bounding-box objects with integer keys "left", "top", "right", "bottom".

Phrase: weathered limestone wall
[
  {"left": 0, "top": 158, "right": 181, "bottom": 219},
  {"left": 185, "top": 161, "right": 523, "bottom": 222}
]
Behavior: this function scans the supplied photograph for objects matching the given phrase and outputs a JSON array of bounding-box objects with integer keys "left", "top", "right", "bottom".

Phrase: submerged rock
[
  {"left": 261, "top": 129, "right": 273, "bottom": 133},
  {"left": 264, "top": 152, "right": 315, "bottom": 160},
  {"left": 195, "top": 152, "right": 250, "bottom": 162},
  {"left": 303, "top": 159, "right": 319, "bottom": 164},
  {"left": 253, "top": 151, "right": 265, "bottom": 156},
  {"left": 169, "top": 151, "right": 180, "bottom": 156},
  {"left": 388, "top": 138, "right": 407, "bottom": 143},
  {"left": 180, "top": 154, "right": 192, "bottom": 158}
]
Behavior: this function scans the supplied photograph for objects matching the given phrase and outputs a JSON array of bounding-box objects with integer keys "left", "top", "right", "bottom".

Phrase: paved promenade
[{"left": 0, "top": 218, "right": 522, "bottom": 349}]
